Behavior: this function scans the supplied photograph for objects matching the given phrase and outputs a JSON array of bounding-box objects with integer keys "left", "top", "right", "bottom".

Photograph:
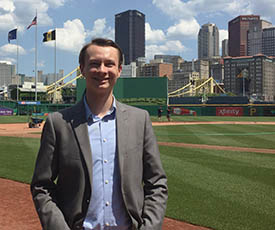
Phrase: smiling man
[{"left": 31, "top": 38, "right": 168, "bottom": 230}]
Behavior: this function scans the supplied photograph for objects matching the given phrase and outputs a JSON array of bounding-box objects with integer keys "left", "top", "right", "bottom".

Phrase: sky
[{"left": 1, "top": 0, "right": 275, "bottom": 79}]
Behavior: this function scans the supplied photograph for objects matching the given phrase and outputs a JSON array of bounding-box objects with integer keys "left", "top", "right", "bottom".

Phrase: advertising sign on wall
[
  {"left": 0, "top": 107, "right": 13, "bottom": 116},
  {"left": 216, "top": 107, "right": 243, "bottom": 116},
  {"left": 263, "top": 108, "right": 275, "bottom": 116},
  {"left": 172, "top": 107, "right": 197, "bottom": 116},
  {"left": 18, "top": 101, "right": 41, "bottom": 105}
]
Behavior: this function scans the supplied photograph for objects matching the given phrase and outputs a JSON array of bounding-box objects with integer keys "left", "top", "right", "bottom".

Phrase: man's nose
[{"left": 98, "top": 63, "right": 107, "bottom": 73}]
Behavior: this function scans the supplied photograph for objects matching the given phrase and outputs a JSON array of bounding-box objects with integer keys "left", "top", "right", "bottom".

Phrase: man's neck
[{"left": 86, "top": 91, "right": 113, "bottom": 118}]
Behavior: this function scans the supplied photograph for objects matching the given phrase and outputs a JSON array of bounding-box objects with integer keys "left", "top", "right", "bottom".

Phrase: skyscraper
[
  {"left": 115, "top": 10, "right": 145, "bottom": 65},
  {"left": 262, "top": 27, "right": 275, "bottom": 57},
  {"left": 222, "top": 39, "right": 229, "bottom": 57},
  {"left": 228, "top": 15, "right": 260, "bottom": 57},
  {"left": 0, "top": 62, "right": 16, "bottom": 87},
  {"left": 247, "top": 19, "right": 272, "bottom": 56},
  {"left": 198, "top": 23, "right": 219, "bottom": 59}
]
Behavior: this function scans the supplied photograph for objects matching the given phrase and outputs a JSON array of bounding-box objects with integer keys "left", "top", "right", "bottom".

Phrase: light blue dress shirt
[{"left": 83, "top": 96, "right": 131, "bottom": 230}]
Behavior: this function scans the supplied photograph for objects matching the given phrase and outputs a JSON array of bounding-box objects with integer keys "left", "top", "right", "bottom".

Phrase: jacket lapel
[
  {"left": 116, "top": 102, "right": 129, "bottom": 178},
  {"left": 70, "top": 100, "right": 93, "bottom": 189}
]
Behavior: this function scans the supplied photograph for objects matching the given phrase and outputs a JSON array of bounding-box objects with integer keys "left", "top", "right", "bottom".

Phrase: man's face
[{"left": 80, "top": 44, "right": 122, "bottom": 96}]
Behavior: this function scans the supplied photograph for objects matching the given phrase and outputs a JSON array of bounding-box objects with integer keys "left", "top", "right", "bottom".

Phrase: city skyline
[
  {"left": 115, "top": 10, "right": 145, "bottom": 65},
  {"left": 1, "top": 0, "right": 275, "bottom": 78},
  {"left": 198, "top": 23, "right": 219, "bottom": 59}
]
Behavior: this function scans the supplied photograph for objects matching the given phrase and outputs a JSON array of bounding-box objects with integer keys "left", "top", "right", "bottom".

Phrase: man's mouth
[{"left": 93, "top": 77, "right": 109, "bottom": 82}]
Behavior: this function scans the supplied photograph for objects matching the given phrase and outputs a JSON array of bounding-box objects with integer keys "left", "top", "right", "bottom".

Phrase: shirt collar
[{"left": 84, "top": 94, "right": 116, "bottom": 123}]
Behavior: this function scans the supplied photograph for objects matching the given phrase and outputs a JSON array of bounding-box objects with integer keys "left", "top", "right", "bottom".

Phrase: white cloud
[
  {"left": 152, "top": 0, "right": 194, "bottom": 20},
  {"left": 43, "top": 19, "right": 86, "bottom": 53},
  {"left": 0, "top": 0, "right": 61, "bottom": 31},
  {"left": 87, "top": 18, "right": 114, "bottom": 40},
  {"left": 219, "top": 29, "right": 228, "bottom": 54},
  {"left": 219, "top": 29, "right": 228, "bottom": 43},
  {"left": 146, "top": 44, "right": 160, "bottom": 60},
  {"left": 16, "top": 0, "right": 52, "bottom": 28},
  {"left": 0, "top": 44, "right": 26, "bottom": 56},
  {"left": 0, "top": 59, "right": 15, "bottom": 64},
  {"left": 184, "top": 0, "right": 249, "bottom": 16},
  {"left": 167, "top": 19, "right": 200, "bottom": 39},
  {"left": 222, "top": 0, "right": 252, "bottom": 15},
  {"left": 249, "top": 0, "right": 275, "bottom": 20},
  {"left": 44, "top": 0, "right": 66, "bottom": 8},
  {"left": 0, "top": 0, "right": 15, "bottom": 12},
  {"left": 0, "top": 13, "right": 16, "bottom": 30},
  {"left": 152, "top": 0, "right": 275, "bottom": 21},
  {"left": 145, "top": 23, "right": 166, "bottom": 44},
  {"left": 152, "top": 0, "right": 233, "bottom": 19},
  {"left": 146, "top": 40, "right": 185, "bottom": 60},
  {"left": 0, "top": 0, "right": 16, "bottom": 29}
]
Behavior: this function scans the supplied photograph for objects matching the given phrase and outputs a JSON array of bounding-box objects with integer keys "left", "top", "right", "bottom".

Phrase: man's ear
[
  {"left": 117, "top": 65, "right": 122, "bottom": 77},
  {"left": 80, "top": 65, "right": 86, "bottom": 79},
  {"left": 80, "top": 64, "right": 84, "bottom": 74}
]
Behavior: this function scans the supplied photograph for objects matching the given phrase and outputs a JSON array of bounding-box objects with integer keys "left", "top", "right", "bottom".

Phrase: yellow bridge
[
  {"left": 47, "top": 67, "right": 225, "bottom": 98},
  {"left": 46, "top": 67, "right": 82, "bottom": 94},
  {"left": 168, "top": 77, "right": 225, "bottom": 97}
]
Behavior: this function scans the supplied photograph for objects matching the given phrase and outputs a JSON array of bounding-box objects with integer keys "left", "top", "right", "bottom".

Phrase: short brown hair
[{"left": 79, "top": 38, "right": 123, "bottom": 67}]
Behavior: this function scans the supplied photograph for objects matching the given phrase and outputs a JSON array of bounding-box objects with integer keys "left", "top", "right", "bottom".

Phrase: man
[
  {"left": 157, "top": 106, "right": 163, "bottom": 120},
  {"left": 166, "top": 108, "right": 171, "bottom": 122},
  {"left": 31, "top": 38, "right": 168, "bottom": 230}
]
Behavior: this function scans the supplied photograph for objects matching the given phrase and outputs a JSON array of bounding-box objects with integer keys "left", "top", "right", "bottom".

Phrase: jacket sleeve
[
  {"left": 30, "top": 114, "right": 71, "bottom": 230},
  {"left": 140, "top": 111, "right": 168, "bottom": 230}
]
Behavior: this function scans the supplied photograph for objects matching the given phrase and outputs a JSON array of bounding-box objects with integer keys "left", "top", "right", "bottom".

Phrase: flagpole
[
  {"left": 16, "top": 28, "right": 19, "bottom": 102},
  {"left": 54, "top": 29, "right": 57, "bottom": 103},
  {"left": 35, "top": 10, "right": 38, "bottom": 102},
  {"left": 243, "top": 74, "right": 245, "bottom": 97}
]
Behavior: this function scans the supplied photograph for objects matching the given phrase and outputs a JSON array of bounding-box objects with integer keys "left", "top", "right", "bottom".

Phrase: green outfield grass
[
  {"left": 150, "top": 115, "right": 275, "bottom": 122},
  {"left": 154, "top": 124, "right": 275, "bottom": 149},
  {"left": 1, "top": 114, "right": 275, "bottom": 124},
  {"left": 160, "top": 145, "right": 275, "bottom": 230},
  {"left": 0, "top": 121, "right": 275, "bottom": 229},
  {"left": 0, "top": 136, "right": 39, "bottom": 183},
  {"left": 0, "top": 115, "right": 30, "bottom": 124}
]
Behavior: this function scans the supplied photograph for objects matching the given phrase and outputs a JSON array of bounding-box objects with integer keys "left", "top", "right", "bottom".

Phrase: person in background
[
  {"left": 158, "top": 106, "right": 163, "bottom": 120},
  {"left": 31, "top": 38, "right": 168, "bottom": 230},
  {"left": 166, "top": 107, "right": 171, "bottom": 122}
]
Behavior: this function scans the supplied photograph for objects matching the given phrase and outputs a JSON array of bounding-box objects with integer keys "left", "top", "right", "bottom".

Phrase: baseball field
[{"left": 1, "top": 115, "right": 275, "bottom": 230}]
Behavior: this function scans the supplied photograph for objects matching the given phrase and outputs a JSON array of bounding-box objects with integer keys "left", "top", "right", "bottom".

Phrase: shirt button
[
  {"left": 106, "top": 201, "right": 110, "bottom": 206},
  {"left": 103, "top": 138, "right": 107, "bottom": 142},
  {"left": 104, "top": 159, "right": 108, "bottom": 163},
  {"left": 106, "top": 223, "right": 110, "bottom": 226},
  {"left": 105, "top": 180, "right": 109, "bottom": 184}
]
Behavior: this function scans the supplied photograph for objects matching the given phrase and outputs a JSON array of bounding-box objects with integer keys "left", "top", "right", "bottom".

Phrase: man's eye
[
  {"left": 89, "top": 62, "right": 100, "bottom": 67},
  {"left": 106, "top": 62, "right": 115, "bottom": 67}
]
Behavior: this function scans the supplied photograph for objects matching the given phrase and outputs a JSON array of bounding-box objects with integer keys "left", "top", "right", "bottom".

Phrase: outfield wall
[
  {"left": 1, "top": 75, "right": 275, "bottom": 117},
  {"left": 77, "top": 77, "right": 168, "bottom": 101},
  {"left": 170, "top": 104, "right": 275, "bottom": 116},
  {"left": 1, "top": 101, "right": 275, "bottom": 116},
  {"left": 76, "top": 77, "right": 168, "bottom": 116},
  {"left": 0, "top": 100, "right": 72, "bottom": 115}
]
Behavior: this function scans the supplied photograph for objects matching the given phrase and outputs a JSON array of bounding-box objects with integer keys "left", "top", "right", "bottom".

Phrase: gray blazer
[{"left": 31, "top": 99, "right": 168, "bottom": 230}]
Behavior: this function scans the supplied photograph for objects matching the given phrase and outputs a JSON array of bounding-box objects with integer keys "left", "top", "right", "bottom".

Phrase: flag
[
  {"left": 8, "top": 29, "right": 17, "bottom": 43},
  {"left": 27, "top": 16, "right": 37, "bottom": 29},
  {"left": 43, "top": 30, "right": 56, "bottom": 42},
  {"left": 236, "top": 72, "right": 243, "bottom": 78},
  {"left": 236, "top": 68, "right": 243, "bottom": 78}
]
